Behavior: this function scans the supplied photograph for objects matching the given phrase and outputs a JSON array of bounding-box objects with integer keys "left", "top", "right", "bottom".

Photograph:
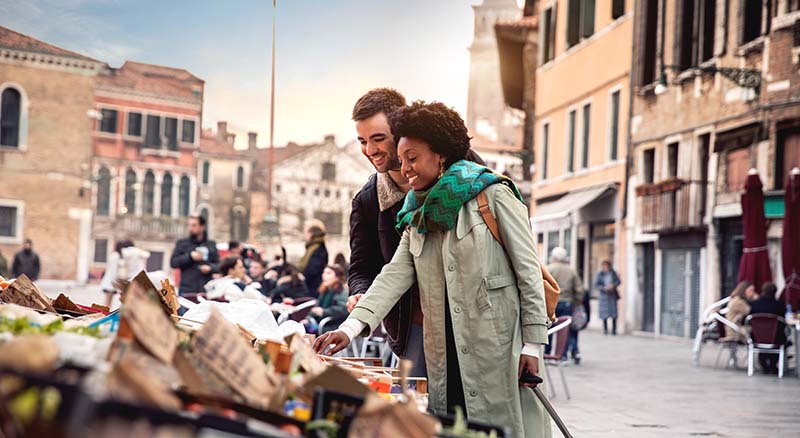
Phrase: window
[
  {"left": 124, "top": 169, "right": 136, "bottom": 215},
  {"left": 609, "top": 91, "right": 620, "bottom": 161},
  {"left": 143, "top": 171, "right": 155, "bottom": 215},
  {"left": 127, "top": 112, "right": 142, "bottom": 137},
  {"left": 547, "top": 230, "right": 560, "bottom": 259},
  {"left": 643, "top": 149, "right": 656, "bottom": 183},
  {"left": 201, "top": 161, "right": 210, "bottom": 185},
  {"left": 230, "top": 208, "right": 248, "bottom": 241},
  {"left": 1, "top": 88, "right": 21, "bottom": 147},
  {"left": 789, "top": 0, "right": 800, "bottom": 13},
  {"left": 725, "top": 148, "right": 750, "bottom": 192},
  {"left": 699, "top": 0, "right": 717, "bottom": 62},
  {"left": 676, "top": 0, "right": 717, "bottom": 69},
  {"left": 93, "top": 239, "right": 108, "bottom": 263},
  {"left": 199, "top": 207, "right": 209, "bottom": 221},
  {"left": 581, "top": 104, "right": 591, "bottom": 169},
  {"left": 667, "top": 142, "right": 679, "bottom": 178},
  {"left": 161, "top": 173, "right": 173, "bottom": 216},
  {"left": 776, "top": 128, "right": 800, "bottom": 190},
  {"left": 96, "top": 167, "right": 111, "bottom": 216},
  {"left": 741, "top": 0, "right": 764, "bottom": 44},
  {"left": 542, "top": 6, "right": 557, "bottom": 63},
  {"left": 236, "top": 166, "right": 245, "bottom": 189},
  {"left": 181, "top": 120, "right": 196, "bottom": 143},
  {"left": 146, "top": 251, "right": 164, "bottom": 272},
  {"left": 321, "top": 162, "right": 336, "bottom": 181},
  {"left": 676, "top": 0, "right": 696, "bottom": 70},
  {"left": 567, "top": 110, "right": 576, "bottom": 173},
  {"left": 300, "top": 187, "right": 306, "bottom": 195},
  {"left": 276, "top": 184, "right": 282, "bottom": 193},
  {"left": 612, "top": 0, "right": 625, "bottom": 18},
  {"left": 99, "top": 109, "right": 118, "bottom": 133},
  {"left": 145, "top": 115, "right": 161, "bottom": 147},
  {"left": 314, "top": 188, "right": 320, "bottom": 196},
  {"left": 638, "top": 0, "right": 660, "bottom": 86},
  {"left": 541, "top": 123, "right": 550, "bottom": 180},
  {"left": 179, "top": 175, "right": 191, "bottom": 217},
  {"left": 0, "top": 205, "right": 18, "bottom": 239},
  {"left": 567, "top": 0, "right": 595, "bottom": 47},
  {"left": 165, "top": 117, "right": 178, "bottom": 151},
  {"left": 324, "top": 189, "right": 331, "bottom": 198}
]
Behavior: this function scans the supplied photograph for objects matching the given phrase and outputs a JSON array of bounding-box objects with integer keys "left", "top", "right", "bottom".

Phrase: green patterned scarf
[{"left": 396, "top": 160, "right": 522, "bottom": 234}]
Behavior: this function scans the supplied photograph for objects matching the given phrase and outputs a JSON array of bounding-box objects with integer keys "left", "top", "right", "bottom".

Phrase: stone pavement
[{"left": 548, "top": 330, "right": 800, "bottom": 437}]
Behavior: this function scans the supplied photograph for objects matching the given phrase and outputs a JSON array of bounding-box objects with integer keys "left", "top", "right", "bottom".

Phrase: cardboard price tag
[
  {"left": 0, "top": 275, "right": 55, "bottom": 312},
  {"left": 287, "top": 333, "right": 326, "bottom": 376},
  {"left": 190, "top": 307, "right": 274, "bottom": 405},
  {"left": 128, "top": 271, "right": 176, "bottom": 315},
  {"left": 123, "top": 287, "right": 178, "bottom": 364}
]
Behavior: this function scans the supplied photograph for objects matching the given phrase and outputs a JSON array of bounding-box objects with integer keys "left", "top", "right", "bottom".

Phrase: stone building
[
  {"left": 0, "top": 26, "right": 104, "bottom": 281},
  {"left": 627, "top": 0, "right": 800, "bottom": 338},
  {"left": 90, "top": 61, "right": 203, "bottom": 278}
]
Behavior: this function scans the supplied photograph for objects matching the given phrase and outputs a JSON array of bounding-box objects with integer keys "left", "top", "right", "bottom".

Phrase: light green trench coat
[{"left": 350, "top": 184, "right": 552, "bottom": 438}]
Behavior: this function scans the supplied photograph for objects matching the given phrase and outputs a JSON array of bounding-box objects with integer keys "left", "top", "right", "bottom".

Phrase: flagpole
[{"left": 267, "top": 0, "right": 277, "bottom": 212}]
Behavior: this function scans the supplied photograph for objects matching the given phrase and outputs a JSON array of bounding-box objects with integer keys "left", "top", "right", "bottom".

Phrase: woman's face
[
  {"left": 745, "top": 285, "right": 757, "bottom": 300},
  {"left": 232, "top": 259, "right": 246, "bottom": 280},
  {"left": 322, "top": 267, "right": 336, "bottom": 285},
  {"left": 398, "top": 137, "right": 444, "bottom": 191},
  {"left": 602, "top": 262, "right": 610, "bottom": 272}
]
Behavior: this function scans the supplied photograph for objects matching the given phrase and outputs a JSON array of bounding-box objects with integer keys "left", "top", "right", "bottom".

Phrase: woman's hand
[
  {"left": 518, "top": 354, "right": 540, "bottom": 389},
  {"left": 313, "top": 330, "right": 351, "bottom": 355}
]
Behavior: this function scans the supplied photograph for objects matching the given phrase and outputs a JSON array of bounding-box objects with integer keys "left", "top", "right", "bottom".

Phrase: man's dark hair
[
  {"left": 388, "top": 100, "right": 472, "bottom": 166},
  {"left": 24, "top": 238, "right": 32, "bottom": 245},
  {"left": 352, "top": 88, "right": 406, "bottom": 121},
  {"left": 219, "top": 255, "right": 241, "bottom": 276},
  {"left": 189, "top": 214, "right": 206, "bottom": 227},
  {"left": 761, "top": 282, "right": 778, "bottom": 299},
  {"left": 229, "top": 240, "right": 241, "bottom": 251}
]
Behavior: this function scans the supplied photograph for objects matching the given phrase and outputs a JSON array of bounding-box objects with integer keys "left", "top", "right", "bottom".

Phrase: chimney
[
  {"left": 248, "top": 132, "right": 258, "bottom": 150},
  {"left": 217, "top": 121, "right": 228, "bottom": 141}
]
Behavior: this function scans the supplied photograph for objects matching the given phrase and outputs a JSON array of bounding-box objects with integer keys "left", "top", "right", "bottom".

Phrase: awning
[{"left": 531, "top": 183, "right": 618, "bottom": 231}]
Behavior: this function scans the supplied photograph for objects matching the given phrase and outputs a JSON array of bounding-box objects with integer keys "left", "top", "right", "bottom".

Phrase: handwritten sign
[
  {"left": 128, "top": 271, "right": 176, "bottom": 316},
  {"left": 0, "top": 275, "right": 55, "bottom": 312},
  {"left": 190, "top": 307, "right": 274, "bottom": 405},
  {"left": 159, "top": 278, "right": 180, "bottom": 315},
  {"left": 287, "top": 333, "right": 326, "bottom": 376},
  {"left": 122, "top": 286, "right": 178, "bottom": 364}
]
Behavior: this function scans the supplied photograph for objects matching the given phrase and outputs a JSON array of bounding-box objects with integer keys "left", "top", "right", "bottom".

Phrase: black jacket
[
  {"left": 749, "top": 297, "right": 787, "bottom": 344},
  {"left": 12, "top": 249, "right": 40, "bottom": 280},
  {"left": 170, "top": 234, "right": 219, "bottom": 294},
  {"left": 303, "top": 244, "right": 328, "bottom": 298}
]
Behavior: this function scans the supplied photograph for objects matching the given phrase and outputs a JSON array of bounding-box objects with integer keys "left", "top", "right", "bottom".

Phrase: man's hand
[
  {"left": 191, "top": 251, "right": 203, "bottom": 262},
  {"left": 313, "top": 330, "right": 351, "bottom": 355},
  {"left": 518, "top": 354, "right": 541, "bottom": 389},
  {"left": 199, "top": 265, "right": 212, "bottom": 274},
  {"left": 347, "top": 293, "right": 364, "bottom": 313}
]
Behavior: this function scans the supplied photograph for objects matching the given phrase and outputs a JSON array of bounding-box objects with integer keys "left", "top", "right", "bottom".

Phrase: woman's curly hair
[{"left": 388, "top": 101, "right": 472, "bottom": 166}]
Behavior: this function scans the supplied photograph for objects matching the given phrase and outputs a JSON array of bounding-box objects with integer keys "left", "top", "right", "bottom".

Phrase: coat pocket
[{"left": 480, "top": 274, "right": 516, "bottom": 345}]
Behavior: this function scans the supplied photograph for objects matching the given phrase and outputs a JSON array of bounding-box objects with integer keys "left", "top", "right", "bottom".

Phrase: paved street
[{"left": 549, "top": 330, "right": 800, "bottom": 437}]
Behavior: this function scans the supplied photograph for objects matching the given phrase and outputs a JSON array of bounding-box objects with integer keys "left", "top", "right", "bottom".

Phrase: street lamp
[{"left": 654, "top": 63, "right": 762, "bottom": 96}]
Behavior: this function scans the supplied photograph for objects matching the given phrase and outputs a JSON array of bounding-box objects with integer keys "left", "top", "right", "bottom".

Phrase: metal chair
[
  {"left": 276, "top": 298, "right": 318, "bottom": 324},
  {"left": 544, "top": 316, "right": 572, "bottom": 400},
  {"left": 692, "top": 297, "right": 739, "bottom": 366},
  {"left": 745, "top": 313, "right": 788, "bottom": 378}
]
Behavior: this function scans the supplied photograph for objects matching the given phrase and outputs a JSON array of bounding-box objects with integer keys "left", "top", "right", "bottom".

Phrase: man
[
  {"left": 170, "top": 214, "right": 219, "bottom": 295},
  {"left": 546, "top": 247, "right": 584, "bottom": 363},
  {"left": 748, "top": 282, "right": 785, "bottom": 374},
  {"left": 12, "top": 239, "right": 40, "bottom": 280},
  {"left": 347, "top": 88, "right": 484, "bottom": 377},
  {"left": 249, "top": 259, "right": 272, "bottom": 296}
]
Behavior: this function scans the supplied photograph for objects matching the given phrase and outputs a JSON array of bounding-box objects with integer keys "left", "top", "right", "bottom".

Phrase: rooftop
[{"left": 0, "top": 26, "right": 99, "bottom": 63}]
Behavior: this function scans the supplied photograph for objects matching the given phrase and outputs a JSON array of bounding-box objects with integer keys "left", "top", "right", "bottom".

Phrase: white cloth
[{"left": 204, "top": 276, "right": 265, "bottom": 302}]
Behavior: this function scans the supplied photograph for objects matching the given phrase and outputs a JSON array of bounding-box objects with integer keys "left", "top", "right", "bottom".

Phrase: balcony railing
[
  {"left": 636, "top": 179, "right": 708, "bottom": 234},
  {"left": 117, "top": 215, "right": 188, "bottom": 239}
]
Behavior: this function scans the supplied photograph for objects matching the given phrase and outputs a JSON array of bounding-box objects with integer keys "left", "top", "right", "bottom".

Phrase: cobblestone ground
[
  {"left": 547, "top": 330, "right": 800, "bottom": 437},
  {"left": 42, "top": 283, "right": 800, "bottom": 437}
]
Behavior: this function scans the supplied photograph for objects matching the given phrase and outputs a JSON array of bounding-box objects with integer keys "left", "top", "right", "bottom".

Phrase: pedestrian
[
  {"left": 595, "top": 260, "right": 622, "bottom": 335},
  {"left": 12, "top": 238, "right": 40, "bottom": 280},
  {"left": 315, "top": 101, "right": 551, "bottom": 438},
  {"left": 0, "top": 249, "right": 9, "bottom": 279},
  {"left": 170, "top": 214, "right": 219, "bottom": 295},
  {"left": 266, "top": 264, "right": 310, "bottom": 303},
  {"left": 720, "top": 281, "right": 752, "bottom": 342},
  {"left": 205, "top": 255, "right": 264, "bottom": 302},
  {"left": 546, "top": 247, "right": 584, "bottom": 363},
  {"left": 249, "top": 259, "right": 271, "bottom": 296},
  {"left": 298, "top": 219, "right": 328, "bottom": 297},
  {"left": 305, "top": 265, "right": 349, "bottom": 334},
  {"left": 748, "top": 282, "right": 786, "bottom": 374},
  {"left": 228, "top": 240, "right": 251, "bottom": 276},
  {"left": 332, "top": 253, "right": 349, "bottom": 279},
  {"left": 100, "top": 239, "right": 150, "bottom": 307},
  {"left": 346, "top": 88, "right": 485, "bottom": 378}
]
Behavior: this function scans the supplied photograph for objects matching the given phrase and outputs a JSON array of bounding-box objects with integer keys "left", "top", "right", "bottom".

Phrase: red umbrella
[
  {"left": 782, "top": 167, "right": 800, "bottom": 308},
  {"left": 737, "top": 171, "right": 773, "bottom": 292}
]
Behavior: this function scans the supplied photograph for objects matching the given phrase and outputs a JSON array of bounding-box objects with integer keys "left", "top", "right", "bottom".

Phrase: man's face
[
  {"left": 356, "top": 112, "right": 401, "bottom": 173},
  {"left": 23, "top": 242, "right": 31, "bottom": 251},
  {"left": 250, "top": 262, "right": 266, "bottom": 279},
  {"left": 188, "top": 218, "right": 204, "bottom": 237}
]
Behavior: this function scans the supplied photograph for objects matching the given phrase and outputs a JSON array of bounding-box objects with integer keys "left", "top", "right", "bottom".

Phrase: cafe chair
[
  {"left": 276, "top": 298, "right": 318, "bottom": 324},
  {"left": 745, "top": 313, "right": 788, "bottom": 378},
  {"left": 544, "top": 316, "right": 572, "bottom": 400}
]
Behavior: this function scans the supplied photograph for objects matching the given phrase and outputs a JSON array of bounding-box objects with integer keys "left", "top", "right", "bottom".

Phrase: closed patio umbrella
[
  {"left": 781, "top": 167, "right": 800, "bottom": 307},
  {"left": 737, "top": 170, "right": 773, "bottom": 292}
]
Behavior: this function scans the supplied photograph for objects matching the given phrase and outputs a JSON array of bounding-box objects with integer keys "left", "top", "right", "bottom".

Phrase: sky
[{"left": 0, "top": 0, "right": 521, "bottom": 148}]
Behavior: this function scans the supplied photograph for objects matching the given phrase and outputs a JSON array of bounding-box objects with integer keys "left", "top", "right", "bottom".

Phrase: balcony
[
  {"left": 636, "top": 179, "right": 708, "bottom": 234},
  {"left": 116, "top": 215, "right": 187, "bottom": 239}
]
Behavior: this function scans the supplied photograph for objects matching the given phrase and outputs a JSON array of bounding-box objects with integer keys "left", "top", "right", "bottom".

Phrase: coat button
[
  {"left": 461, "top": 346, "right": 469, "bottom": 354},
  {"left": 453, "top": 306, "right": 462, "bottom": 313},
  {"left": 448, "top": 265, "right": 455, "bottom": 272},
  {"left": 469, "top": 390, "right": 478, "bottom": 397}
]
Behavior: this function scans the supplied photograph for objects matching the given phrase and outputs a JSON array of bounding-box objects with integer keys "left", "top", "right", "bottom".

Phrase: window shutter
[
  {"left": 551, "top": 2, "right": 558, "bottom": 59},
  {"left": 673, "top": 0, "right": 685, "bottom": 67},
  {"left": 713, "top": 0, "right": 727, "bottom": 57},
  {"left": 736, "top": 0, "right": 745, "bottom": 46},
  {"left": 581, "top": 0, "right": 595, "bottom": 38},
  {"left": 567, "top": 0, "right": 581, "bottom": 47}
]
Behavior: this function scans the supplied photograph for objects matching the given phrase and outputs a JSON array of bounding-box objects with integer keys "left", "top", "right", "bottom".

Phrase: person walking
[
  {"left": 170, "top": 214, "right": 219, "bottom": 295},
  {"left": 595, "top": 260, "right": 622, "bottom": 335},
  {"left": 100, "top": 240, "right": 150, "bottom": 307},
  {"left": 546, "top": 247, "right": 584, "bottom": 363},
  {"left": 298, "top": 219, "right": 328, "bottom": 298},
  {"left": 0, "top": 249, "right": 9, "bottom": 279},
  {"left": 12, "top": 239, "right": 40, "bottom": 280},
  {"left": 315, "top": 101, "right": 551, "bottom": 438}
]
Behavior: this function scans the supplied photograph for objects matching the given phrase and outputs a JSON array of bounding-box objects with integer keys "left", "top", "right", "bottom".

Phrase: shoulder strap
[{"left": 477, "top": 191, "right": 504, "bottom": 247}]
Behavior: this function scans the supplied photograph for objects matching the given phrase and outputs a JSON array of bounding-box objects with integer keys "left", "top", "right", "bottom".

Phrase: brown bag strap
[{"left": 477, "top": 191, "right": 504, "bottom": 247}]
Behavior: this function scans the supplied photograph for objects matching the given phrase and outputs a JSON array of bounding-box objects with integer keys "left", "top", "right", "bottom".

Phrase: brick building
[
  {"left": 627, "top": 0, "right": 800, "bottom": 337},
  {"left": 90, "top": 61, "right": 203, "bottom": 278},
  {"left": 0, "top": 27, "right": 104, "bottom": 281}
]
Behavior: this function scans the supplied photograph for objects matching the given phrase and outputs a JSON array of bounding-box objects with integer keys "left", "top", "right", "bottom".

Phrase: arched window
[
  {"left": 179, "top": 175, "right": 191, "bottom": 217},
  {"left": 230, "top": 207, "right": 248, "bottom": 241},
  {"left": 124, "top": 168, "right": 137, "bottom": 215},
  {"left": 161, "top": 173, "right": 173, "bottom": 216},
  {"left": 199, "top": 207, "right": 209, "bottom": 221},
  {"left": 142, "top": 171, "right": 155, "bottom": 215},
  {"left": 236, "top": 165, "right": 245, "bottom": 189},
  {"left": 0, "top": 87, "right": 21, "bottom": 147},
  {"left": 96, "top": 167, "right": 111, "bottom": 216},
  {"left": 202, "top": 161, "right": 210, "bottom": 185}
]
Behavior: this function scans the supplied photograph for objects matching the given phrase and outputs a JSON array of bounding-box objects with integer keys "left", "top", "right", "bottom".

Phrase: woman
[
  {"left": 205, "top": 255, "right": 264, "bottom": 302},
  {"left": 100, "top": 240, "right": 150, "bottom": 307},
  {"left": 298, "top": 219, "right": 328, "bottom": 297},
  {"left": 314, "top": 101, "right": 551, "bottom": 438},
  {"left": 720, "top": 281, "right": 752, "bottom": 342},
  {"left": 267, "top": 264, "right": 310, "bottom": 304},
  {"left": 595, "top": 260, "right": 621, "bottom": 335},
  {"left": 305, "top": 265, "right": 349, "bottom": 333}
]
